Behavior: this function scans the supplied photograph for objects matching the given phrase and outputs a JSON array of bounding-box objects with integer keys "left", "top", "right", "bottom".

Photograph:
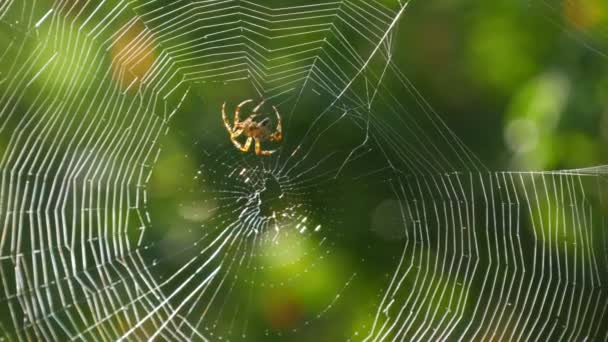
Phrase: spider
[{"left": 222, "top": 99, "right": 283, "bottom": 156}]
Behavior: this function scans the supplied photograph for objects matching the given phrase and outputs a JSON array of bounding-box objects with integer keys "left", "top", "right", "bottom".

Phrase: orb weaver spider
[{"left": 222, "top": 99, "right": 283, "bottom": 156}]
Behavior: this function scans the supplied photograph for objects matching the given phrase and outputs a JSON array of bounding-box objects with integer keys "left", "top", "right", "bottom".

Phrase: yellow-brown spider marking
[{"left": 222, "top": 99, "right": 283, "bottom": 156}]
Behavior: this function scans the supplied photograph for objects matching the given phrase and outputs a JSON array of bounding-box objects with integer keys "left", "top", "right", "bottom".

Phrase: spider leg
[
  {"left": 231, "top": 129, "right": 244, "bottom": 138},
  {"left": 255, "top": 139, "right": 276, "bottom": 156},
  {"left": 252, "top": 99, "right": 266, "bottom": 114},
  {"left": 222, "top": 102, "right": 233, "bottom": 133},
  {"left": 233, "top": 136, "right": 253, "bottom": 152},
  {"left": 269, "top": 105, "right": 282, "bottom": 142},
  {"left": 235, "top": 99, "right": 253, "bottom": 126}
]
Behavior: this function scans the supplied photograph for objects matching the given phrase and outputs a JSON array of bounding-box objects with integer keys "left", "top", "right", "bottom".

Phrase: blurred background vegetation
[{"left": 398, "top": 0, "right": 608, "bottom": 171}]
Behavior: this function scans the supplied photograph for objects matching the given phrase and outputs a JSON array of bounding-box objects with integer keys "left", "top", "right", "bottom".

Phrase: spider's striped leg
[
  {"left": 222, "top": 102, "right": 233, "bottom": 132},
  {"left": 252, "top": 99, "right": 266, "bottom": 113},
  {"left": 269, "top": 105, "right": 282, "bottom": 142},
  {"left": 231, "top": 129, "right": 244, "bottom": 138},
  {"left": 255, "top": 139, "right": 276, "bottom": 156},
  {"left": 233, "top": 136, "right": 253, "bottom": 152},
  {"left": 235, "top": 99, "right": 253, "bottom": 126}
]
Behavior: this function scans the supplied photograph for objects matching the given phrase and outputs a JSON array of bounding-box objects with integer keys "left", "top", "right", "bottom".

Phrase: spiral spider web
[{"left": 0, "top": 0, "right": 607, "bottom": 341}]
